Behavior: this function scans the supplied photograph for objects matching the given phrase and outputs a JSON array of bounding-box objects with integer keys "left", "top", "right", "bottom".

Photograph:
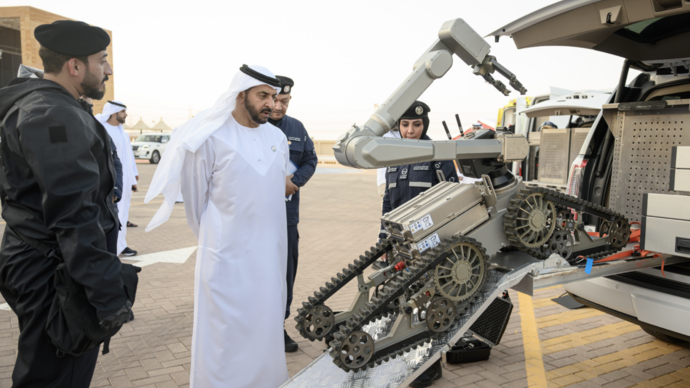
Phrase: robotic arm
[{"left": 333, "top": 19, "right": 528, "bottom": 170}]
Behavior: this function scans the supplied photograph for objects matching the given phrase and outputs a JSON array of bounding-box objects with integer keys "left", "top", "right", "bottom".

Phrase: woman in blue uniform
[{"left": 379, "top": 101, "right": 458, "bottom": 387}]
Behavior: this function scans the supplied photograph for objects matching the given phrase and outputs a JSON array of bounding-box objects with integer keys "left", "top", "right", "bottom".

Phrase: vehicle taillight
[{"left": 566, "top": 155, "right": 588, "bottom": 198}]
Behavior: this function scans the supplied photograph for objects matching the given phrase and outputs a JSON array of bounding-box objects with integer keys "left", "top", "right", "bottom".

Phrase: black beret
[
  {"left": 276, "top": 75, "right": 294, "bottom": 94},
  {"left": 400, "top": 101, "right": 430, "bottom": 119},
  {"left": 34, "top": 20, "right": 110, "bottom": 56}
]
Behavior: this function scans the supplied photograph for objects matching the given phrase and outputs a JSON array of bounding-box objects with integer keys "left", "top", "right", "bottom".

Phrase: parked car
[
  {"left": 491, "top": 0, "right": 690, "bottom": 343},
  {"left": 131, "top": 134, "right": 170, "bottom": 164}
]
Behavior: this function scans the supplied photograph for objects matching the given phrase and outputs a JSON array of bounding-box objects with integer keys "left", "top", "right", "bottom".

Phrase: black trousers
[
  {"left": 0, "top": 227, "right": 114, "bottom": 387},
  {"left": 285, "top": 225, "right": 299, "bottom": 320},
  {"left": 105, "top": 225, "right": 118, "bottom": 256}
]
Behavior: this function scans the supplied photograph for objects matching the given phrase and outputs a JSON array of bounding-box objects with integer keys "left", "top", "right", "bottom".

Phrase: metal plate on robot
[
  {"left": 383, "top": 182, "right": 483, "bottom": 242},
  {"left": 280, "top": 270, "right": 526, "bottom": 388},
  {"left": 394, "top": 203, "right": 490, "bottom": 259},
  {"left": 383, "top": 182, "right": 458, "bottom": 225}
]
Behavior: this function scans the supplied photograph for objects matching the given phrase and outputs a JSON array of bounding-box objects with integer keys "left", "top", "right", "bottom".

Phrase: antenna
[
  {"left": 455, "top": 114, "right": 464, "bottom": 136},
  {"left": 442, "top": 121, "right": 452, "bottom": 140}
]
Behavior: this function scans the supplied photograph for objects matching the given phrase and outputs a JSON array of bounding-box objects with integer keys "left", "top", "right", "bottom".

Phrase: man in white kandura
[
  {"left": 96, "top": 100, "right": 139, "bottom": 256},
  {"left": 145, "top": 65, "right": 290, "bottom": 388}
]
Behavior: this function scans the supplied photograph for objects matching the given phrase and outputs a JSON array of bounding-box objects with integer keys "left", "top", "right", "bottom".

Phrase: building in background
[{"left": 0, "top": 6, "right": 115, "bottom": 113}]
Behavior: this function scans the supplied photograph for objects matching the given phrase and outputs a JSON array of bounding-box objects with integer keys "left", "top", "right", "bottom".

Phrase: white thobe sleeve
[
  {"left": 284, "top": 137, "right": 290, "bottom": 173},
  {"left": 181, "top": 139, "right": 214, "bottom": 239},
  {"left": 127, "top": 135, "right": 139, "bottom": 177}
]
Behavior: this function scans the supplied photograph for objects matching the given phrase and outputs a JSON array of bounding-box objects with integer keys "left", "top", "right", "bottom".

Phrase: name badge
[
  {"left": 288, "top": 137, "right": 301, "bottom": 142},
  {"left": 413, "top": 166, "right": 429, "bottom": 171},
  {"left": 388, "top": 167, "right": 398, "bottom": 173}
]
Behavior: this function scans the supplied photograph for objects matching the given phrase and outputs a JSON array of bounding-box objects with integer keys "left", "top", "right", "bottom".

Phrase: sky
[{"left": 4, "top": 0, "right": 637, "bottom": 140}]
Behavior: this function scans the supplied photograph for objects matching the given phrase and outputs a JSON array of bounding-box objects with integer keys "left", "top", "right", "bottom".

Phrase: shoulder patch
[
  {"left": 413, "top": 165, "right": 429, "bottom": 171},
  {"left": 49, "top": 126, "right": 67, "bottom": 143}
]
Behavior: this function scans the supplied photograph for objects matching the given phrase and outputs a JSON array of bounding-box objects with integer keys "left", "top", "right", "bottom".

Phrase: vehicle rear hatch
[
  {"left": 488, "top": 0, "right": 690, "bottom": 62},
  {"left": 521, "top": 93, "right": 610, "bottom": 118}
]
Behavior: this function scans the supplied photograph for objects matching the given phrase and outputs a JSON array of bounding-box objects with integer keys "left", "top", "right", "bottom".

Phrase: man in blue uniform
[
  {"left": 268, "top": 75, "right": 318, "bottom": 352},
  {"left": 379, "top": 101, "right": 458, "bottom": 388}
]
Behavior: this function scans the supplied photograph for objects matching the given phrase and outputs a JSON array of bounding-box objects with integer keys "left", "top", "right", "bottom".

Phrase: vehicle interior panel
[
  {"left": 606, "top": 106, "right": 686, "bottom": 223},
  {"left": 539, "top": 128, "right": 572, "bottom": 184}
]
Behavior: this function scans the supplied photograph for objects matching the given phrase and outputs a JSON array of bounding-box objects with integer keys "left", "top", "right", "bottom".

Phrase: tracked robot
[{"left": 294, "top": 19, "right": 631, "bottom": 373}]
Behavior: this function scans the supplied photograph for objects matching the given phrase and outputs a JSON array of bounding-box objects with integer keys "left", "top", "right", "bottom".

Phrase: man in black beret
[
  {"left": 0, "top": 20, "right": 135, "bottom": 387},
  {"left": 268, "top": 75, "right": 318, "bottom": 352}
]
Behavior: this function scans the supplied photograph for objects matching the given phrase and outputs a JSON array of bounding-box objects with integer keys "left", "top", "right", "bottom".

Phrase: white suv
[
  {"left": 492, "top": 0, "right": 690, "bottom": 343},
  {"left": 131, "top": 134, "right": 170, "bottom": 164}
]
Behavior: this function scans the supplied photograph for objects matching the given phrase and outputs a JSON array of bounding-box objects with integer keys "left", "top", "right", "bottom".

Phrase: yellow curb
[
  {"left": 519, "top": 292, "right": 548, "bottom": 388},
  {"left": 536, "top": 310, "right": 606, "bottom": 329}
]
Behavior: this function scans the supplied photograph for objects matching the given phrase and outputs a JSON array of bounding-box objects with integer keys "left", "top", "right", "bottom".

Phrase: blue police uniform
[
  {"left": 379, "top": 135, "right": 459, "bottom": 239},
  {"left": 269, "top": 115, "right": 318, "bottom": 319}
]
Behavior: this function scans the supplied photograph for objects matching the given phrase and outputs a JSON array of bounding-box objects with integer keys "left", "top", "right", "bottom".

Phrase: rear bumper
[
  {"left": 565, "top": 275, "right": 690, "bottom": 339},
  {"left": 569, "top": 293, "right": 690, "bottom": 343}
]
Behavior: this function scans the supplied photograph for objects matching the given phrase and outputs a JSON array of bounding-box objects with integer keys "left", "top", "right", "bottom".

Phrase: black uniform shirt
[
  {"left": 0, "top": 78, "right": 126, "bottom": 317},
  {"left": 269, "top": 115, "right": 318, "bottom": 226}
]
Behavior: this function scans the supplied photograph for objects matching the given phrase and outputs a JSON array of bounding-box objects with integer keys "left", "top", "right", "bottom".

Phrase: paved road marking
[
  {"left": 0, "top": 303, "right": 10, "bottom": 311},
  {"left": 536, "top": 308, "right": 606, "bottom": 328},
  {"left": 546, "top": 339, "right": 686, "bottom": 385},
  {"left": 535, "top": 285, "right": 564, "bottom": 292},
  {"left": 533, "top": 297, "right": 557, "bottom": 309},
  {"left": 541, "top": 321, "right": 640, "bottom": 354},
  {"left": 519, "top": 292, "right": 548, "bottom": 388},
  {"left": 631, "top": 365, "right": 690, "bottom": 387},
  {"left": 125, "top": 246, "right": 197, "bottom": 268}
]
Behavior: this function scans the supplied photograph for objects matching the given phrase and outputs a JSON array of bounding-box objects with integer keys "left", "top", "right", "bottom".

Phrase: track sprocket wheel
[
  {"left": 337, "top": 331, "right": 374, "bottom": 370},
  {"left": 511, "top": 192, "right": 557, "bottom": 248},
  {"left": 434, "top": 240, "right": 488, "bottom": 303},
  {"left": 556, "top": 209, "right": 576, "bottom": 231},
  {"left": 300, "top": 305, "right": 335, "bottom": 340},
  {"left": 548, "top": 230, "right": 574, "bottom": 260},
  {"left": 606, "top": 218, "right": 631, "bottom": 249},
  {"left": 426, "top": 297, "right": 455, "bottom": 333}
]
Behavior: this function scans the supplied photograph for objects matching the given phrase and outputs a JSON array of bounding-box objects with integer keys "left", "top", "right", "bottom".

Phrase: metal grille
[
  {"left": 539, "top": 128, "right": 571, "bottom": 184},
  {"left": 469, "top": 294, "right": 513, "bottom": 345},
  {"left": 609, "top": 109, "right": 687, "bottom": 223},
  {"left": 570, "top": 128, "right": 590, "bottom": 169}
]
